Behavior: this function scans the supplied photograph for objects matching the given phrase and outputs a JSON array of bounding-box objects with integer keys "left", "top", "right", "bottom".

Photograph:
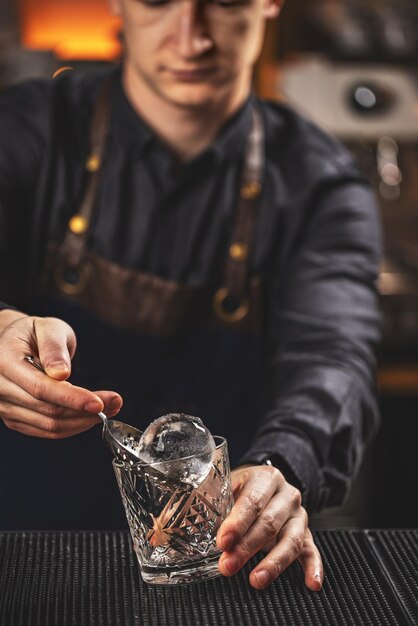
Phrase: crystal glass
[{"left": 113, "top": 436, "right": 233, "bottom": 584}]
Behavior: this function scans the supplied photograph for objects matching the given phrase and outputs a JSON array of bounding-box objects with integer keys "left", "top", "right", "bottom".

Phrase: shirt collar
[
  {"left": 112, "top": 68, "right": 254, "bottom": 164},
  {"left": 112, "top": 70, "right": 154, "bottom": 155},
  {"left": 209, "top": 94, "right": 254, "bottom": 163}
]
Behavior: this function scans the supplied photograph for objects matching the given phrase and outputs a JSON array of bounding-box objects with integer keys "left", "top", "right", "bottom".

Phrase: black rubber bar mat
[{"left": 0, "top": 530, "right": 417, "bottom": 625}]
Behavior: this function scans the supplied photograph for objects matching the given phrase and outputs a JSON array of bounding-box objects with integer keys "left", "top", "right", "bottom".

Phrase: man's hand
[
  {"left": 0, "top": 312, "right": 123, "bottom": 438},
  {"left": 216, "top": 464, "right": 323, "bottom": 591}
]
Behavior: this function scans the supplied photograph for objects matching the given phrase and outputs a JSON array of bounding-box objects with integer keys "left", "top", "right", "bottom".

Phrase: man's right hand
[{"left": 0, "top": 310, "right": 123, "bottom": 438}]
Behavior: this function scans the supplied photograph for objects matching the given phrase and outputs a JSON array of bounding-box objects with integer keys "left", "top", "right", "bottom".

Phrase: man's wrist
[{"left": 262, "top": 455, "right": 305, "bottom": 496}]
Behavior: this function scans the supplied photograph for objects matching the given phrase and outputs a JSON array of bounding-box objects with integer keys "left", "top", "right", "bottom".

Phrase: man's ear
[
  {"left": 262, "top": 0, "right": 284, "bottom": 20},
  {"left": 108, "top": 0, "right": 122, "bottom": 16}
]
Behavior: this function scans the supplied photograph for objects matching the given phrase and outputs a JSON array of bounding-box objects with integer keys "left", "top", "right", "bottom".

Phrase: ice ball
[{"left": 137, "top": 413, "right": 216, "bottom": 485}]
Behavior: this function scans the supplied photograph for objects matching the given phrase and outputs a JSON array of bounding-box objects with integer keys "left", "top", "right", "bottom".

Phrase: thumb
[{"left": 34, "top": 317, "right": 77, "bottom": 381}]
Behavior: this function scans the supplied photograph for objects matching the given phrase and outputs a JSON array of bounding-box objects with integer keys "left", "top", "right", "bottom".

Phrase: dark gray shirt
[{"left": 0, "top": 68, "right": 381, "bottom": 527}]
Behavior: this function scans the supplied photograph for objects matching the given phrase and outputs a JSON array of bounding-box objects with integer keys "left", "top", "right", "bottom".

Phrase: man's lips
[{"left": 166, "top": 67, "right": 217, "bottom": 81}]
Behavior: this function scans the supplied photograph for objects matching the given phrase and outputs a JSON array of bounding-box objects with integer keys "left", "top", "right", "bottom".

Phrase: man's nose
[{"left": 177, "top": 1, "right": 213, "bottom": 58}]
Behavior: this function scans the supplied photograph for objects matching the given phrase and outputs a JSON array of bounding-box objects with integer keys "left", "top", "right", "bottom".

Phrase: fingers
[
  {"left": 6, "top": 360, "right": 105, "bottom": 415},
  {"left": 219, "top": 489, "right": 299, "bottom": 575},
  {"left": 1, "top": 382, "right": 123, "bottom": 420},
  {"left": 0, "top": 392, "right": 122, "bottom": 439},
  {"left": 248, "top": 513, "right": 308, "bottom": 590},
  {"left": 216, "top": 464, "right": 323, "bottom": 592},
  {"left": 0, "top": 383, "right": 123, "bottom": 438},
  {"left": 3, "top": 414, "right": 99, "bottom": 439},
  {"left": 297, "top": 528, "right": 323, "bottom": 592},
  {"left": 0, "top": 314, "right": 124, "bottom": 440},
  {"left": 218, "top": 475, "right": 303, "bottom": 577},
  {"left": 1, "top": 397, "right": 122, "bottom": 438},
  {"left": 33, "top": 317, "right": 77, "bottom": 380},
  {"left": 217, "top": 465, "right": 283, "bottom": 552},
  {"left": 92, "top": 390, "right": 123, "bottom": 415},
  {"left": 250, "top": 526, "right": 322, "bottom": 592},
  {"left": 0, "top": 315, "right": 94, "bottom": 410}
]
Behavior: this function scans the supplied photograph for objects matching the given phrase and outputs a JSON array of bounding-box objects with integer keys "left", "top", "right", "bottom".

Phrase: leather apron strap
[
  {"left": 213, "top": 107, "right": 264, "bottom": 324},
  {"left": 54, "top": 76, "right": 113, "bottom": 294},
  {"left": 53, "top": 76, "right": 265, "bottom": 326}
]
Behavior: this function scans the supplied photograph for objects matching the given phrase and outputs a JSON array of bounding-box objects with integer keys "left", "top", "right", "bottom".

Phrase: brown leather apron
[
  {"left": 41, "top": 76, "right": 265, "bottom": 336},
  {"left": 0, "top": 77, "right": 269, "bottom": 530}
]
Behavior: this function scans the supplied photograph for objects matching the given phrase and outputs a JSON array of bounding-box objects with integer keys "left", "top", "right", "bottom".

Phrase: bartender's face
[{"left": 109, "top": 0, "right": 282, "bottom": 109}]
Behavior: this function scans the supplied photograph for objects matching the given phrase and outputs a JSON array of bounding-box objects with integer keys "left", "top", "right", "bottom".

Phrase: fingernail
[
  {"left": 220, "top": 533, "right": 235, "bottom": 551},
  {"left": 109, "top": 397, "right": 121, "bottom": 411},
  {"left": 84, "top": 400, "right": 103, "bottom": 413},
  {"left": 314, "top": 573, "right": 322, "bottom": 591},
  {"left": 46, "top": 361, "right": 69, "bottom": 373},
  {"left": 254, "top": 570, "right": 271, "bottom": 587},
  {"left": 222, "top": 556, "right": 239, "bottom": 574}
]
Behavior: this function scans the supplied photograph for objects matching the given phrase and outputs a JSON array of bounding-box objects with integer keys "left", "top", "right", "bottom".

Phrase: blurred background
[{"left": 1, "top": 0, "right": 418, "bottom": 528}]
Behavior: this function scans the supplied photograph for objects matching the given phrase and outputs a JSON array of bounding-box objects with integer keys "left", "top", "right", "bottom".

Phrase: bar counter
[{"left": 0, "top": 529, "right": 417, "bottom": 625}]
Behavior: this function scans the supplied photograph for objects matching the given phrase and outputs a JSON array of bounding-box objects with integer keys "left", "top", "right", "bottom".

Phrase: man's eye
[
  {"left": 137, "top": 0, "right": 244, "bottom": 6},
  {"left": 139, "top": 0, "right": 171, "bottom": 6},
  {"left": 207, "top": 0, "right": 244, "bottom": 7}
]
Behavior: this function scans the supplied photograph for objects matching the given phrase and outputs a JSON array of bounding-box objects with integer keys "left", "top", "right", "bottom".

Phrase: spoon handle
[
  {"left": 24, "top": 355, "right": 46, "bottom": 374},
  {"left": 24, "top": 355, "right": 108, "bottom": 422}
]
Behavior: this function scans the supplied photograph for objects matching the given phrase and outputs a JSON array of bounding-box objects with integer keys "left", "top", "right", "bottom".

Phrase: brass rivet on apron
[
  {"left": 229, "top": 242, "right": 249, "bottom": 262},
  {"left": 213, "top": 287, "right": 250, "bottom": 323},
  {"left": 86, "top": 154, "right": 101, "bottom": 172},
  {"left": 240, "top": 181, "right": 261, "bottom": 200},
  {"left": 68, "top": 215, "right": 89, "bottom": 235}
]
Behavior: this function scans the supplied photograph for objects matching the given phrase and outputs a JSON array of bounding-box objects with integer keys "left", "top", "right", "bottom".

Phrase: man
[{"left": 0, "top": 0, "right": 381, "bottom": 592}]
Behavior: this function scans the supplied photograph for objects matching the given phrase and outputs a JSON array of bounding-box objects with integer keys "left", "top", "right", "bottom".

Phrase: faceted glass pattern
[{"left": 113, "top": 437, "right": 233, "bottom": 584}]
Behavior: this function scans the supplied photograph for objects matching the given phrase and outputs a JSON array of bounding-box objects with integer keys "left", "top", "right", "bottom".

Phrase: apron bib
[{"left": 0, "top": 78, "right": 267, "bottom": 529}]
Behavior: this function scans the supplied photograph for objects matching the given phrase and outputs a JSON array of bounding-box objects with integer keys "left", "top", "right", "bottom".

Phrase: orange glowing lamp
[{"left": 19, "top": 0, "right": 122, "bottom": 61}]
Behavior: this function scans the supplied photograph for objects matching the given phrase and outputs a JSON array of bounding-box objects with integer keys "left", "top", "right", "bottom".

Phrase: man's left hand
[{"left": 216, "top": 464, "right": 323, "bottom": 591}]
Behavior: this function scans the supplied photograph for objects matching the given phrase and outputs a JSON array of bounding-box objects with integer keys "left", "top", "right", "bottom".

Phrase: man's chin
[{"left": 159, "top": 85, "right": 222, "bottom": 111}]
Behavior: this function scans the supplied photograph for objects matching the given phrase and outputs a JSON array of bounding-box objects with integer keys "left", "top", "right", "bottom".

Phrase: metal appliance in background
[
  {"left": 262, "top": 0, "right": 418, "bottom": 528},
  {"left": 304, "top": 0, "right": 418, "bottom": 63},
  {"left": 277, "top": 57, "right": 418, "bottom": 353}
]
